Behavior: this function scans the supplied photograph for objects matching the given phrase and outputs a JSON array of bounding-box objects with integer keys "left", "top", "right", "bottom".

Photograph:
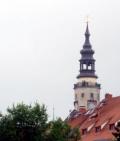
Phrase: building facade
[{"left": 68, "top": 94, "right": 120, "bottom": 141}]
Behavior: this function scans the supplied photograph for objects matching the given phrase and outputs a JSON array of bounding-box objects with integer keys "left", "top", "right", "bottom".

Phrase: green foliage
[
  {"left": 0, "top": 102, "right": 48, "bottom": 141},
  {"left": 46, "top": 118, "right": 81, "bottom": 141},
  {"left": 0, "top": 103, "right": 81, "bottom": 141},
  {"left": 46, "top": 118, "right": 70, "bottom": 141},
  {"left": 68, "top": 127, "right": 81, "bottom": 141}
]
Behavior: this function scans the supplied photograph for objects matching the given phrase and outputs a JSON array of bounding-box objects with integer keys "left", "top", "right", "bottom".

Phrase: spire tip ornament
[{"left": 85, "top": 15, "right": 90, "bottom": 24}]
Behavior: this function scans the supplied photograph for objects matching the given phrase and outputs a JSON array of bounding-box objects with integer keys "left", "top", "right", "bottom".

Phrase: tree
[
  {"left": 0, "top": 102, "right": 81, "bottom": 141},
  {"left": 46, "top": 118, "right": 81, "bottom": 141},
  {"left": 68, "top": 127, "right": 81, "bottom": 141},
  {"left": 46, "top": 118, "right": 70, "bottom": 141},
  {"left": 0, "top": 102, "right": 48, "bottom": 141}
]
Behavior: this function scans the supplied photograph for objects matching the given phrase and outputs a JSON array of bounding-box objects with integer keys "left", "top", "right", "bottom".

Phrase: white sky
[{"left": 0, "top": 0, "right": 120, "bottom": 120}]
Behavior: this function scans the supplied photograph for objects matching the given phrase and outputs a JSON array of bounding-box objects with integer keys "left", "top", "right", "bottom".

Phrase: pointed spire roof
[
  {"left": 77, "top": 22, "right": 97, "bottom": 79},
  {"left": 83, "top": 22, "right": 91, "bottom": 48},
  {"left": 85, "top": 22, "right": 90, "bottom": 36},
  {"left": 80, "top": 22, "right": 94, "bottom": 55}
]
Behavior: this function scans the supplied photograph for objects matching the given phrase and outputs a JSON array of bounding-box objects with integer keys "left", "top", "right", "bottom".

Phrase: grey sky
[{"left": 0, "top": 0, "right": 120, "bottom": 119}]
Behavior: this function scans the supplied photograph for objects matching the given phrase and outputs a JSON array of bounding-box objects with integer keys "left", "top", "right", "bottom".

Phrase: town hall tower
[{"left": 74, "top": 23, "right": 101, "bottom": 111}]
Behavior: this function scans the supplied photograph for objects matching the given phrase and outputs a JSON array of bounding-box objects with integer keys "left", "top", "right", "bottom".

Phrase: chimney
[{"left": 105, "top": 93, "right": 112, "bottom": 100}]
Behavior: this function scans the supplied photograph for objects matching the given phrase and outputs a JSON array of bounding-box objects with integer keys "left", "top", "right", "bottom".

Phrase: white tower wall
[{"left": 74, "top": 77, "right": 100, "bottom": 110}]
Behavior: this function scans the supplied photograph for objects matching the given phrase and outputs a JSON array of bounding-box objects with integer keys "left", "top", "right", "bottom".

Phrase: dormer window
[
  {"left": 87, "top": 124, "right": 94, "bottom": 132},
  {"left": 82, "top": 128, "right": 87, "bottom": 135},
  {"left": 109, "top": 124, "right": 115, "bottom": 130},
  {"left": 101, "top": 121, "right": 108, "bottom": 129},
  {"left": 95, "top": 126, "right": 101, "bottom": 133}
]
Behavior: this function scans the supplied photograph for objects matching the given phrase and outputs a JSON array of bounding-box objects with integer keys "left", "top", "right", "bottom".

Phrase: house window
[
  {"left": 109, "top": 124, "right": 115, "bottom": 130},
  {"left": 81, "top": 93, "right": 84, "bottom": 98},
  {"left": 82, "top": 128, "right": 87, "bottom": 135},
  {"left": 95, "top": 126, "right": 101, "bottom": 133}
]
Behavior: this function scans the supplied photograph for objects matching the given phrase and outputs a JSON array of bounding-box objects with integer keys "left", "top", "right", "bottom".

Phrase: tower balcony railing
[{"left": 74, "top": 81, "right": 101, "bottom": 89}]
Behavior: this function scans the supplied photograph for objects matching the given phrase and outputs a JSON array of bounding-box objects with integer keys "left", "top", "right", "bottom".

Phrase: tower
[{"left": 74, "top": 23, "right": 101, "bottom": 111}]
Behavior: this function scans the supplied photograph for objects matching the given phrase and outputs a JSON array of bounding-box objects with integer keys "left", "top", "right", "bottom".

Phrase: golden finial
[{"left": 85, "top": 15, "right": 90, "bottom": 24}]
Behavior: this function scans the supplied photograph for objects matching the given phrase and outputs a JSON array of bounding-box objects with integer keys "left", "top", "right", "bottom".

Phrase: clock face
[{"left": 87, "top": 100, "right": 97, "bottom": 109}]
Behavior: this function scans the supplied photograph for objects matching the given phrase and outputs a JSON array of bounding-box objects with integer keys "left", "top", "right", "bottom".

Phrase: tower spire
[
  {"left": 77, "top": 23, "right": 97, "bottom": 79},
  {"left": 84, "top": 22, "right": 91, "bottom": 48},
  {"left": 85, "top": 22, "right": 90, "bottom": 36}
]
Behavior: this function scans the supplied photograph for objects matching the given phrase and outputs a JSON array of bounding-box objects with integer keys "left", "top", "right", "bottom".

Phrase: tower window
[
  {"left": 81, "top": 93, "right": 84, "bottom": 98},
  {"left": 83, "top": 64, "right": 87, "bottom": 70},
  {"left": 88, "top": 64, "right": 91, "bottom": 70},
  {"left": 90, "top": 93, "right": 94, "bottom": 99},
  {"left": 97, "top": 94, "right": 100, "bottom": 100},
  {"left": 75, "top": 94, "right": 77, "bottom": 100}
]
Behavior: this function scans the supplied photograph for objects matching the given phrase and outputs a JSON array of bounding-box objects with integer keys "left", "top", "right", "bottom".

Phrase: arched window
[
  {"left": 83, "top": 64, "right": 87, "bottom": 70},
  {"left": 88, "top": 64, "right": 91, "bottom": 70}
]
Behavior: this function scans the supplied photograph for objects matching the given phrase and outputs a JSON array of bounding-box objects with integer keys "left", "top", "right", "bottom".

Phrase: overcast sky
[{"left": 0, "top": 0, "right": 120, "bottom": 119}]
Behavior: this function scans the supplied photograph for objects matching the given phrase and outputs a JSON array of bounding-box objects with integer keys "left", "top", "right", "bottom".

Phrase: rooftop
[{"left": 67, "top": 94, "right": 120, "bottom": 141}]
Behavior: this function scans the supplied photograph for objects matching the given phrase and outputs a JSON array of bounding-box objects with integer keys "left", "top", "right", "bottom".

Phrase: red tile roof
[{"left": 67, "top": 94, "right": 120, "bottom": 141}]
